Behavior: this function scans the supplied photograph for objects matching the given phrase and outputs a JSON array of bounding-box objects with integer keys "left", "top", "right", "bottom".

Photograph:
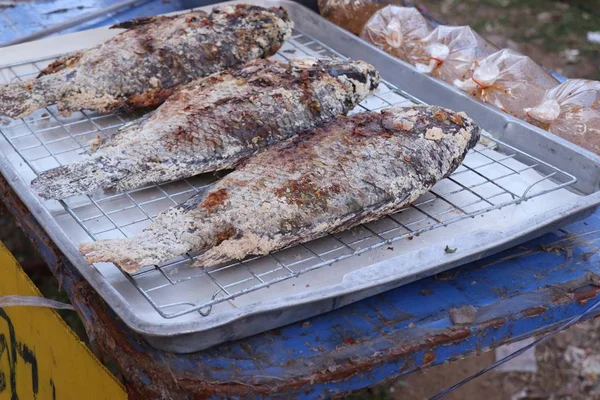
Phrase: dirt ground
[
  {"left": 350, "top": 317, "right": 600, "bottom": 399},
  {"left": 350, "top": 316, "right": 600, "bottom": 400}
]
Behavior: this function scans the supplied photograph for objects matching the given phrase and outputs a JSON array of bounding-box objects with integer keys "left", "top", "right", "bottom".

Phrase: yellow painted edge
[{"left": 0, "top": 241, "right": 127, "bottom": 399}]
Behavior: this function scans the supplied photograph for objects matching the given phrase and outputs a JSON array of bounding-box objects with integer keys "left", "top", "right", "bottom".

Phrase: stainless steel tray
[{"left": 1, "top": 0, "right": 599, "bottom": 353}]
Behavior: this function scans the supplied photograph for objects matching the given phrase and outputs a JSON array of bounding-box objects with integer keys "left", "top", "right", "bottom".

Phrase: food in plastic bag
[
  {"left": 524, "top": 79, "right": 600, "bottom": 154},
  {"left": 318, "top": 0, "right": 403, "bottom": 35},
  {"left": 360, "top": 6, "right": 431, "bottom": 62},
  {"left": 411, "top": 25, "right": 497, "bottom": 84},
  {"left": 454, "top": 49, "right": 559, "bottom": 118}
]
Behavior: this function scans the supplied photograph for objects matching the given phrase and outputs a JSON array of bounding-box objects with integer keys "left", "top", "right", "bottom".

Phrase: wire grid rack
[{"left": 0, "top": 30, "right": 578, "bottom": 320}]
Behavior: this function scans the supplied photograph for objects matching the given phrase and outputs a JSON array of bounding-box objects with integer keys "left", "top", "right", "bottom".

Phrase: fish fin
[
  {"left": 179, "top": 183, "right": 216, "bottom": 210},
  {"left": 37, "top": 52, "right": 83, "bottom": 78},
  {"left": 88, "top": 117, "right": 145, "bottom": 154},
  {"left": 110, "top": 16, "right": 162, "bottom": 30},
  {"left": 191, "top": 249, "right": 230, "bottom": 269}
]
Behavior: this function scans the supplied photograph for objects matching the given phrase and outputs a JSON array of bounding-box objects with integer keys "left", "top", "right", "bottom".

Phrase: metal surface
[
  {"left": 0, "top": 0, "right": 599, "bottom": 352},
  {"left": 0, "top": 0, "right": 150, "bottom": 47}
]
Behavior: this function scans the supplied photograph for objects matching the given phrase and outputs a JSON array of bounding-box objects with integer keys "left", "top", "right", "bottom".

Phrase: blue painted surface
[
  {"left": 0, "top": 0, "right": 202, "bottom": 43},
  {"left": 101, "top": 208, "right": 598, "bottom": 398},
  {"left": 1, "top": 1, "right": 600, "bottom": 397}
]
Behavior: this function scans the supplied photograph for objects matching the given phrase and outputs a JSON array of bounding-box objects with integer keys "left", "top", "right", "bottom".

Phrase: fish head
[
  {"left": 381, "top": 105, "right": 481, "bottom": 149},
  {"left": 291, "top": 57, "right": 380, "bottom": 104},
  {"left": 212, "top": 4, "right": 294, "bottom": 54},
  {"left": 263, "top": 6, "right": 294, "bottom": 50}
]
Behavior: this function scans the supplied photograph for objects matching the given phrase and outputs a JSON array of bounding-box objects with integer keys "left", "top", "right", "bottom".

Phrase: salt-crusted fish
[
  {"left": 0, "top": 4, "right": 293, "bottom": 119},
  {"left": 80, "top": 105, "right": 480, "bottom": 273},
  {"left": 31, "top": 57, "right": 379, "bottom": 199}
]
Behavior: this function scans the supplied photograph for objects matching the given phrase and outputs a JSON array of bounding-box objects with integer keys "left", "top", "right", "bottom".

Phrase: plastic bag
[
  {"left": 360, "top": 6, "right": 431, "bottom": 62},
  {"left": 0, "top": 295, "right": 75, "bottom": 310},
  {"left": 454, "top": 49, "right": 559, "bottom": 118},
  {"left": 411, "top": 25, "right": 497, "bottom": 84},
  {"left": 318, "top": 0, "right": 403, "bottom": 35},
  {"left": 524, "top": 79, "right": 600, "bottom": 155}
]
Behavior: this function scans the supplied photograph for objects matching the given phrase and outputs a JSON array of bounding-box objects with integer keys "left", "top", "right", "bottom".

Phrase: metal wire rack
[{"left": 0, "top": 30, "right": 578, "bottom": 320}]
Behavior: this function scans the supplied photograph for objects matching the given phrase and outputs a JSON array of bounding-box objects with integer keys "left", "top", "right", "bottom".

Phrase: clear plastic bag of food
[
  {"left": 318, "top": 0, "right": 403, "bottom": 35},
  {"left": 411, "top": 25, "right": 497, "bottom": 84},
  {"left": 453, "top": 49, "right": 559, "bottom": 118},
  {"left": 524, "top": 79, "right": 600, "bottom": 154},
  {"left": 360, "top": 6, "right": 431, "bottom": 62}
]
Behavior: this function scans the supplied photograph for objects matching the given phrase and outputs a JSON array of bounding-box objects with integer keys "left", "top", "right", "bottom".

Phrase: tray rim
[{"left": 0, "top": 0, "right": 599, "bottom": 341}]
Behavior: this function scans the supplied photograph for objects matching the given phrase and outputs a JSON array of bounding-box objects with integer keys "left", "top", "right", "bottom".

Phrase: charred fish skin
[
  {"left": 80, "top": 105, "right": 480, "bottom": 273},
  {"left": 0, "top": 4, "right": 293, "bottom": 119},
  {"left": 31, "top": 57, "right": 380, "bottom": 199}
]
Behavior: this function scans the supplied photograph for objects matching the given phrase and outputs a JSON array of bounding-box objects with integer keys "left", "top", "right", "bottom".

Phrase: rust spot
[
  {"left": 425, "top": 327, "right": 470, "bottom": 345},
  {"left": 573, "top": 286, "right": 600, "bottom": 305},
  {"left": 343, "top": 337, "right": 356, "bottom": 345},
  {"left": 521, "top": 306, "right": 546, "bottom": 318},
  {"left": 540, "top": 243, "right": 574, "bottom": 261},
  {"left": 420, "top": 289, "right": 433, "bottom": 296},
  {"left": 435, "top": 270, "right": 460, "bottom": 281},
  {"left": 201, "top": 188, "right": 229, "bottom": 212},
  {"left": 478, "top": 317, "right": 507, "bottom": 329},
  {"left": 423, "top": 350, "right": 435, "bottom": 365},
  {"left": 38, "top": 52, "right": 83, "bottom": 77}
]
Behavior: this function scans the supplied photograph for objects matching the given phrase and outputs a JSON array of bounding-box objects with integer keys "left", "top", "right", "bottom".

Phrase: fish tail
[
  {"left": 0, "top": 79, "right": 47, "bottom": 119},
  {"left": 81, "top": 207, "right": 201, "bottom": 273},
  {"left": 80, "top": 237, "right": 163, "bottom": 273},
  {"left": 31, "top": 156, "right": 128, "bottom": 199}
]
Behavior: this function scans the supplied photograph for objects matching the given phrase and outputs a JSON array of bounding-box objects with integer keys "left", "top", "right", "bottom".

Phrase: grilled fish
[
  {"left": 80, "top": 105, "right": 480, "bottom": 273},
  {"left": 31, "top": 57, "right": 380, "bottom": 199},
  {"left": 0, "top": 4, "right": 293, "bottom": 119}
]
